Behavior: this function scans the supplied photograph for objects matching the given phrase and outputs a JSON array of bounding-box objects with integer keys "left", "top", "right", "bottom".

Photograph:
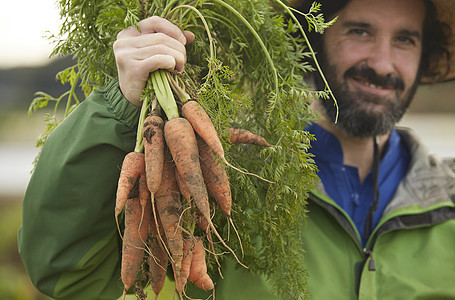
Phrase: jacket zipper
[
  {"left": 309, "top": 192, "right": 377, "bottom": 273},
  {"left": 362, "top": 248, "right": 376, "bottom": 271}
]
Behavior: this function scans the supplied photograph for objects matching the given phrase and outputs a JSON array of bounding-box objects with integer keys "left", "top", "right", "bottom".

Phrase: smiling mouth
[{"left": 352, "top": 76, "right": 393, "bottom": 91}]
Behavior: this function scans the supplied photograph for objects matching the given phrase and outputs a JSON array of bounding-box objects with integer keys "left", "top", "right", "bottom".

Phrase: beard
[{"left": 314, "top": 55, "right": 420, "bottom": 138}]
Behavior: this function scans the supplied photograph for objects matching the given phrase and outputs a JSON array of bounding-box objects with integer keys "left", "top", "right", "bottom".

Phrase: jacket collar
[{"left": 383, "top": 127, "right": 455, "bottom": 216}]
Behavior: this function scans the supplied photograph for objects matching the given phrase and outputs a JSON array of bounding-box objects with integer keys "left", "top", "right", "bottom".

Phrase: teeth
[
  {"left": 358, "top": 78, "right": 384, "bottom": 89},
  {"left": 366, "top": 82, "right": 381, "bottom": 89}
]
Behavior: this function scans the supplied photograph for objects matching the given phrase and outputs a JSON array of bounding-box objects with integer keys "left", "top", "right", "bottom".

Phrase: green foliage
[
  {"left": 29, "top": 0, "right": 335, "bottom": 298},
  {"left": 291, "top": 2, "right": 338, "bottom": 34}
]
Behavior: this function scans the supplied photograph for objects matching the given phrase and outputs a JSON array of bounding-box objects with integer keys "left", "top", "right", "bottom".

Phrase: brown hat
[{"left": 422, "top": 0, "right": 455, "bottom": 83}]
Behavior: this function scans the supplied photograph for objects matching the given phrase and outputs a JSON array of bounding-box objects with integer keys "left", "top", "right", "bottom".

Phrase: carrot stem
[
  {"left": 274, "top": 0, "right": 339, "bottom": 122},
  {"left": 210, "top": 0, "right": 278, "bottom": 96},
  {"left": 167, "top": 73, "right": 191, "bottom": 103},
  {"left": 151, "top": 70, "right": 179, "bottom": 120},
  {"left": 168, "top": 4, "right": 215, "bottom": 60},
  {"left": 134, "top": 89, "right": 150, "bottom": 153}
]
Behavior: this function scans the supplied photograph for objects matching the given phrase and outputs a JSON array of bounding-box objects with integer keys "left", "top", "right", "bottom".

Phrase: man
[
  {"left": 289, "top": 0, "right": 455, "bottom": 299},
  {"left": 18, "top": 0, "right": 455, "bottom": 299},
  {"left": 296, "top": 0, "right": 451, "bottom": 244}
]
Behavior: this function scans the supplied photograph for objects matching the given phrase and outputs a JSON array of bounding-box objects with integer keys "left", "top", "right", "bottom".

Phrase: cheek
[
  {"left": 325, "top": 41, "right": 372, "bottom": 76},
  {"left": 396, "top": 52, "right": 421, "bottom": 85}
]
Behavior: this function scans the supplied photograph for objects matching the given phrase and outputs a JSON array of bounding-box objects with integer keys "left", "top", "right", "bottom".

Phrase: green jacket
[{"left": 18, "top": 80, "right": 455, "bottom": 299}]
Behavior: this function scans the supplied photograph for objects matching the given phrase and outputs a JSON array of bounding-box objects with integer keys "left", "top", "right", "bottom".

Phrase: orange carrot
[
  {"left": 181, "top": 100, "right": 225, "bottom": 164},
  {"left": 228, "top": 128, "right": 273, "bottom": 147},
  {"left": 182, "top": 100, "right": 273, "bottom": 184},
  {"left": 175, "top": 170, "right": 209, "bottom": 236},
  {"left": 154, "top": 147, "right": 183, "bottom": 275},
  {"left": 174, "top": 235, "right": 194, "bottom": 293},
  {"left": 164, "top": 117, "right": 210, "bottom": 223},
  {"left": 115, "top": 151, "right": 146, "bottom": 236},
  {"left": 197, "top": 136, "right": 232, "bottom": 217},
  {"left": 175, "top": 168, "right": 191, "bottom": 203},
  {"left": 142, "top": 113, "right": 166, "bottom": 264},
  {"left": 188, "top": 237, "right": 214, "bottom": 291},
  {"left": 147, "top": 211, "right": 168, "bottom": 299},
  {"left": 143, "top": 114, "right": 165, "bottom": 195},
  {"left": 121, "top": 178, "right": 149, "bottom": 299},
  {"left": 196, "top": 208, "right": 210, "bottom": 232},
  {"left": 198, "top": 135, "right": 245, "bottom": 259},
  {"left": 138, "top": 174, "right": 151, "bottom": 247},
  {"left": 165, "top": 117, "right": 246, "bottom": 269}
]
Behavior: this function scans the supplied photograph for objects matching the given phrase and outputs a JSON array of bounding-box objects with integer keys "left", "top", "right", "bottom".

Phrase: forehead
[{"left": 337, "top": 0, "right": 426, "bottom": 33}]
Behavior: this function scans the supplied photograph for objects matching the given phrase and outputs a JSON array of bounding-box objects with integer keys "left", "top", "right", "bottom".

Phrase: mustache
[{"left": 344, "top": 65, "right": 405, "bottom": 91}]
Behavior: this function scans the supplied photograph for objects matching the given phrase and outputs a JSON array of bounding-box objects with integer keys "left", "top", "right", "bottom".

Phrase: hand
[{"left": 113, "top": 16, "right": 195, "bottom": 107}]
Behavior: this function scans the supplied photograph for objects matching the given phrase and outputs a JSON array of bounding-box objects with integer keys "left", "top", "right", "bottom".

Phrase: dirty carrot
[
  {"left": 181, "top": 100, "right": 224, "bottom": 163},
  {"left": 164, "top": 117, "right": 211, "bottom": 222},
  {"left": 121, "top": 181, "right": 149, "bottom": 299},
  {"left": 182, "top": 100, "right": 273, "bottom": 184},
  {"left": 115, "top": 151, "right": 146, "bottom": 237},
  {"left": 165, "top": 117, "right": 247, "bottom": 268},
  {"left": 188, "top": 237, "right": 214, "bottom": 291},
  {"left": 138, "top": 173, "right": 151, "bottom": 249},
  {"left": 154, "top": 147, "right": 184, "bottom": 276},
  {"left": 197, "top": 135, "right": 232, "bottom": 217},
  {"left": 175, "top": 169, "right": 209, "bottom": 233},
  {"left": 228, "top": 128, "right": 273, "bottom": 147},
  {"left": 198, "top": 136, "right": 244, "bottom": 258},
  {"left": 143, "top": 114, "right": 165, "bottom": 195},
  {"left": 196, "top": 208, "right": 210, "bottom": 232},
  {"left": 229, "top": 127, "right": 305, "bottom": 159},
  {"left": 175, "top": 235, "right": 194, "bottom": 293},
  {"left": 175, "top": 168, "right": 191, "bottom": 203},
  {"left": 147, "top": 211, "right": 168, "bottom": 300}
]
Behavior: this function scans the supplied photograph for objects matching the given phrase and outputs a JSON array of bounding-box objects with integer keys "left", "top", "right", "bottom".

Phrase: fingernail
[{"left": 180, "top": 35, "right": 187, "bottom": 45}]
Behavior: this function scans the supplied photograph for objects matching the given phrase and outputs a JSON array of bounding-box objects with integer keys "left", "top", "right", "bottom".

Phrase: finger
[
  {"left": 114, "top": 38, "right": 186, "bottom": 72},
  {"left": 183, "top": 31, "right": 195, "bottom": 45},
  {"left": 137, "top": 16, "right": 187, "bottom": 44},
  {"left": 132, "top": 45, "right": 186, "bottom": 72},
  {"left": 117, "top": 23, "right": 141, "bottom": 39},
  {"left": 117, "top": 32, "right": 187, "bottom": 54},
  {"left": 124, "top": 55, "right": 177, "bottom": 80},
  {"left": 142, "top": 54, "right": 178, "bottom": 73}
]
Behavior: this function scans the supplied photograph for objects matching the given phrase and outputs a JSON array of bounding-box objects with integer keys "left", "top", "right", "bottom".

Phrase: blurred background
[{"left": 1, "top": 1, "right": 454, "bottom": 299}]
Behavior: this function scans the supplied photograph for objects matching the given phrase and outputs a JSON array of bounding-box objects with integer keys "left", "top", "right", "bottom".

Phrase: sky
[{"left": 0, "top": 0, "right": 61, "bottom": 69}]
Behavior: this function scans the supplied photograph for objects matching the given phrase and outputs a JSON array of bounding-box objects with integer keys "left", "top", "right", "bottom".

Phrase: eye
[
  {"left": 396, "top": 35, "right": 416, "bottom": 46},
  {"left": 348, "top": 28, "right": 369, "bottom": 37}
]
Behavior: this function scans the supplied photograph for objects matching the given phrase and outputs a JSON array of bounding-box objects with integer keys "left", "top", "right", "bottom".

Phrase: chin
[{"left": 335, "top": 107, "right": 401, "bottom": 137}]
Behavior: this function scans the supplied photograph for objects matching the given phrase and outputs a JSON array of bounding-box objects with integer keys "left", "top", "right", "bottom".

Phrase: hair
[{"left": 291, "top": 0, "right": 452, "bottom": 82}]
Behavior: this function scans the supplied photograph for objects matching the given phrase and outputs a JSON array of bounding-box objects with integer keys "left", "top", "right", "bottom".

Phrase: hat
[{"left": 423, "top": 0, "right": 455, "bottom": 83}]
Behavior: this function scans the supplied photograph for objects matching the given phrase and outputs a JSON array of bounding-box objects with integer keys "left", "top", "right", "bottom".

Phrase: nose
[{"left": 366, "top": 40, "right": 395, "bottom": 77}]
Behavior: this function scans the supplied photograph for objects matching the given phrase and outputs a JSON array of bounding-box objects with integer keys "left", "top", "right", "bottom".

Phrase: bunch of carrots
[
  {"left": 115, "top": 69, "right": 274, "bottom": 299},
  {"left": 28, "top": 0, "right": 335, "bottom": 298}
]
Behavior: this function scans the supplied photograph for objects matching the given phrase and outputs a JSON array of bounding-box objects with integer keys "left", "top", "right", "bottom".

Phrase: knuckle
[
  {"left": 152, "top": 43, "right": 168, "bottom": 54},
  {"left": 152, "top": 32, "right": 167, "bottom": 44},
  {"left": 148, "top": 15, "right": 162, "bottom": 23},
  {"left": 113, "top": 39, "right": 122, "bottom": 52}
]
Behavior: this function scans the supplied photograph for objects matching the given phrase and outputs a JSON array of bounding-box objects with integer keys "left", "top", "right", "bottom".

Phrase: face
[{"left": 315, "top": 0, "right": 426, "bottom": 137}]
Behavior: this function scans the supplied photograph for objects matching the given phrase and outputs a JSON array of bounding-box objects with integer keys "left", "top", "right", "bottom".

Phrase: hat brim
[{"left": 420, "top": 0, "right": 455, "bottom": 83}]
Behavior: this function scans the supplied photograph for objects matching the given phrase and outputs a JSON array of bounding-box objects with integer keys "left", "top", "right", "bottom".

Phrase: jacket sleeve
[{"left": 17, "top": 78, "right": 140, "bottom": 300}]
